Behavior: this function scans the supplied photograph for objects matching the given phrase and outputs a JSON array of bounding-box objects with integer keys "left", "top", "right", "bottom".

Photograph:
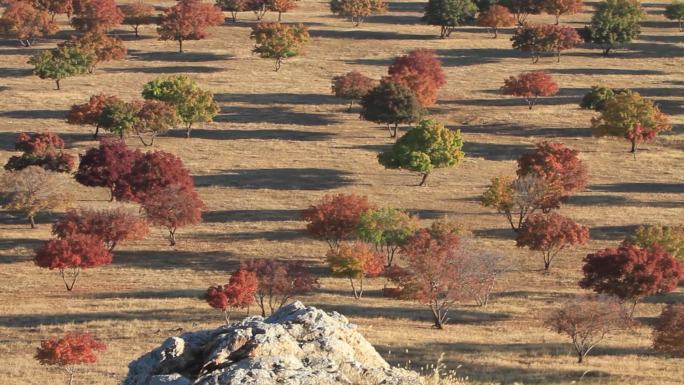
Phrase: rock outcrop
[{"left": 123, "top": 301, "right": 422, "bottom": 385}]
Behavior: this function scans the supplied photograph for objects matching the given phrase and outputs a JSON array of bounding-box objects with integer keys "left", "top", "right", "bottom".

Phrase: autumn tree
[
  {"left": 360, "top": 80, "right": 424, "bottom": 138},
  {"left": 502, "top": 71, "right": 559, "bottom": 109},
  {"left": 67, "top": 94, "right": 121, "bottom": 138},
  {"left": 243, "top": 259, "right": 319, "bottom": 316},
  {"left": 422, "top": 0, "right": 477, "bottom": 38},
  {"left": 653, "top": 304, "right": 684, "bottom": 356},
  {"left": 542, "top": 0, "right": 582, "bottom": 24},
  {"left": 499, "top": 0, "right": 543, "bottom": 24},
  {"left": 75, "top": 140, "right": 141, "bottom": 201},
  {"left": 142, "top": 75, "right": 218, "bottom": 138},
  {"left": 35, "top": 333, "right": 106, "bottom": 385},
  {"left": 579, "top": 85, "right": 628, "bottom": 112},
  {"left": 250, "top": 22, "right": 309, "bottom": 71},
  {"left": 28, "top": 44, "right": 93, "bottom": 90},
  {"left": 120, "top": 1, "right": 155, "bottom": 37},
  {"left": 4, "top": 132, "right": 76, "bottom": 173},
  {"left": 665, "top": 1, "right": 684, "bottom": 31},
  {"left": 248, "top": 0, "right": 269, "bottom": 19},
  {"left": 97, "top": 99, "right": 139, "bottom": 139},
  {"left": 302, "top": 193, "right": 374, "bottom": 250},
  {"left": 387, "top": 48, "right": 446, "bottom": 107},
  {"left": 378, "top": 119, "right": 464, "bottom": 186},
  {"left": 356, "top": 207, "right": 418, "bottom": 267},
  {"left": 331, "top": 71, "right": 377, "bottom": 112},
  {"left": 52, "top": 208, "right": 150, "bottom": 252},
  {"left": 579, "top": 244, "right": 682, "bottom": 312},
  {"left": 476, "top": 4, "right": 515, "bottom": 38},
  {"left": 269, "top": 0, "right": 298, "bottom": 21},
  {"left": 591, "top": 91, "right": 671, "bottom": 156},
  {"left": 70, "top": 0, "right": 124, "bottom": 33},
  {"left": 584, "top": 0, "right": 643, "bottom": 56},
  {"left": 142, "top": 185, "right": 203, "bottom": 246},
  {"left": 517, "top": 141, "right": 588, "bottom": 210},
  {"left": 217, "top": 0, "right": 248, "bottom": 22},
  {"left": 623, "top": 225, "right": 684, "bottom": 263},
  {"left": 327, "top": 242, "right": 384, "bottom": 298},
  {"left": 458, "top": 241, "right": 502, "bottom": 307},
  {"left": 330, "top": 0, "right": 387, "bottom": 26},
  {"left": 30, "top": 0, "right": 74, "bottom": 21},
  {"left": 132, "top": 99, "right": 179, "bottom": 146},
  {"left": 0, "top": 166, "right": 72, "bottom": 228},
  {"left": 428, "top": 215, "right": 471, "bottom": 238},
  {"left": 62, "top": 32, "right": 127, "bottom": 72},
  {"left": 545, "top": 296, "right": 632, "bottom": 363},
  {"left": 34, "top": 234, "right": 112, "bottom": 290},
  {"left": 481, "top": 175, "right": 554, "bottom": 232},
  {"left": 516, "top": 212, "right": 589, "bottom": 270},
  {"left": 511, "top": 24, "right": 582, "bottom": 63},
  {"left": 0, "top": 1, "right": 58, "bottom": 47},
  {"left": 205, "top": 268, "right": 259, "bottom": 322},
  {"left": 157, "top": 0, "right": 223, "bottom": 53}
]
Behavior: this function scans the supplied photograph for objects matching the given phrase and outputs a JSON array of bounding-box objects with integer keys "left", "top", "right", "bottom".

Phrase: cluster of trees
[
  {"left": 511, "top": 24, "right": 581, "bottom": 62},
  {"left": 217, "top": 0, "right": 299, "bottom": 22}
]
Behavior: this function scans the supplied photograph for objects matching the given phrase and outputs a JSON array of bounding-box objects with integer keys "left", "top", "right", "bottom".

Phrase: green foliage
[
  {"left": 422, "top": 0, "right": 477, "bottom": 38},
  {"left": 378, "top": 119, "right": 464, "bottom": 186},
  {"left": 360, "top": 81, "right": 425, "bottom": 137},
  {"left": 98, "top": 100, "right": 139, "bottom": 138},
  {"left": 580, "top": 85, "right": 621, "bottom": 111},
  {"left": 624, "top": 225, "right": 684, "bottom": 262},
  {"left": 664, "top": 1, "right": 684, "bottom": 31},
  {"left": 250, "top": 22, "right": 309, "bottom": 71},
  {"left": 141, "top": 75, "right": 218, "bottom": 138},
  {"left": 585, "top": 0, "right": 644, "bottom": 55},
  {"left": 357, "top": 207, "right": 418, "bottom": 266},
  {"left": 330, "top": 0, "right": 387, "bottom": 26},
  {"left": 28, "top": 45, "right": 93, "bottom": 89}
]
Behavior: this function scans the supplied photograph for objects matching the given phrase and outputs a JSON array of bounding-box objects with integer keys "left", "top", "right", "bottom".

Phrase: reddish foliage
[
  {"left": 75, "top": 140, "right": 142, "bottom": 200},
  {"left": 269, "top": 0, "right": 298, "bottom": 20},
  {"left": 512, "top": 24, "right": 582, "bottom": 62},
  {"left": 31, "top": 0, "right": 74, "bottom": 19},
  {"left": 580, "top": 244, "right": 682, "bottom": 306},
  {"left": 387, "top": 49, "right": 446, "bottom": 107},
  {"left": 205, "top": 268, "right": 259, "bottom": 322},
  {"left": 120, "top": 2, "right": 154, "bottom": 37},
  {"left": 13, "top": 131, "right": 65, "bottom": 155},
  {"left": 4, "top": 132, "right": 75, "bottom": 173},
  {"left": 326, "top": 241, "right": 385, "bottom": 298},
  {"left": 67, "top": 94, "right": 121, "bottom": 138},
  {"left": 302, "top": 193, "right": 375, "bottom": 250},
  {"left": 63, "top": 32, "right": 127, "bottom": 68},
  {"left": 142, "top": 185, "right": 204, "bottom": 246},
  {"left": 157, "top": 0, "right": 224, "bottom": 53},
  {"left": 502, "top": 71, "right": 559, "bottom": 109},
  {"left": 132, "top": 99, "right": 179, "bottom": 146},
  {"left": 34, "top": 234, "right": 113, "bottom": 290},
  {"left": 52, "top": 208, "right": 149, "bottom": 251},
  {"left": 0, "top": 1, "right": 58, "bottom": 46},
  {"left": 331, "top": 71, "right": 377, "bottom": 111},
  {"left": 476, "top": 5, "right": 516, "bottom": 38},
  {"left": 653, "top": 303, "right": 684, "bottom": 356},
  {"left": 516, "top": 212, "right": 589, "bottom": 270},
  {"left": 71, "top": 0, "right": 124, "bottom": 33},
  {"left": 517, "top": 141, "right": 588, "bottom": 210},
  {"left": 541, "top": 0, "right": 583, "bottom": 23},
  {"left": 243, "top": 259, "right": 319, "bottom": 316},
  {"left": 35, "top": 333, "right": 106, "bottom": 367}
]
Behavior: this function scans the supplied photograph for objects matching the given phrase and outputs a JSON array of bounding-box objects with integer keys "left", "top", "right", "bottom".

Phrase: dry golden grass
[{"left": 0, "top": 1, "right": 683, "bottom": 384}]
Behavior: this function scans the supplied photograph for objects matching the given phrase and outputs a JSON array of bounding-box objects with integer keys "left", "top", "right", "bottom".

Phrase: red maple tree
[
  {"left": 326, "top": 241, "right": 384, "bottom": 298},
  {"left": 516, "top": 212, "right": 589, "bottom": 270},
  {"left": 331, "top": 71, "right": 377, "bottom": 111},
  {"left": 0, "top": 1, "right": 58, "bottom": 47},
  {"left": 67, "top": 94, "right": 121, "bottom": 138},
  {"left": 205, "top": 268, "right": 259, "bottom": 322},
  {"left": 4, "top": 132, "right": 76, "bottom": 173},
  {"left": 142, "top": 185, "right": 204, "bottom": 246},
  {"left": 387, "top": 49, "right": 446, "bottom": 107},
  {"left": 36, "top": 332, "right": 106, "bottom": 385},
  {"left": 70, "top": 0, "right": 124, "bottom": 33},
  {"left": 52, "top": 208, "right": 150, "bottom": 251},
  {"left": 157, "top": 0, "right": 224, "bottom": 53},
  {"left": 302, "top": 193, "right": 374, "bottom": 250},
  {"left": 75, "top": 140, "right": 142, "bottom": 201},
  {"left": 541, "top": 0, "right": 583, "bottom": 24},
  {"left": 502, "top": 71, "right": 559, "bottom": 109},
  {"left": 476, "top": 4, "right": 516, "bottom": 38}
]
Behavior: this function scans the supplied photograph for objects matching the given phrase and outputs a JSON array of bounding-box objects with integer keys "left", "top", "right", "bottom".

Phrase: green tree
[
  {"left": 422, "top": 0, "right": 477, "bottom": 38},
  {"left": 360, "top": 81, "right": 424, "bottom": 138},
  {"left": 357, "top": 207, "right": 418, "bottom": 267},
  {"left": 579, "top": 85, "right": 628, "bottom": 111},
  {"left": 378, "top": 119, "right": 464, "bottom": 186},
  {"left": 98, "top": 99, "right": 139, "bottom": 139},
  {"left": 624, "top": 225, "right": 684, "bottom": 263},
  {"left": 584, "top": 0, "right": 644, "bottom": 56},
  {"left": 250, "top": 22, "right": 309, "bottom": 71},
  {"left": 28, "top": 45, "right": 93, "bottom": 90},
  {"left": 142, "top": 75, "right": 218, "bottom": 138},
  {"left": 665, "top": 1, "right": 684, "bottom": 31}
]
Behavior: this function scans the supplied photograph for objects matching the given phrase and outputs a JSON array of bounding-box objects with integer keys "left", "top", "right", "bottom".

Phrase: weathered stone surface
[{"left": 122, "top": 302, "right": 422, "bottom": 385}]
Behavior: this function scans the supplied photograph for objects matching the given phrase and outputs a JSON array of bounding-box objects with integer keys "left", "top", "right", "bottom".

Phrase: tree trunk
[
  {"left": 109, "top": 187, "right": 115, "bottom": 202},
  {"left": 630, "top": 139, "right": 637, "bottom": 160},
  {"left": 555, "top": 13, "right": 560, "bottom": 25},
  {"left": 348, "top": 100, "right": 353, "bottom": 112},
  {"left": 29, "top": 215, "right": 36, "bottom": 229},
  {"left": 179, "top": 39, "right": 183, "bottom": 53},
  {"left": 278, "top": 11, "right": 282, "bottom": 21},
  {"left": 55, "top": 79, "right": 61, "bottom": 90},
  {"left": 419, "top": 173, "right": 429, "bottom": 187},
  {"left": 223, "top": 310, "right": 231, "bottom": 323},
  {"left": 67, "top": 367, "right": 75, "bottom": 385},
  {"left": 186, "top": 123, "right": 192, "bottom": 138},
  {"left": 577, "top": 351, "right": 584, "bottom": 363},
  {"left": 169, "top": 228, "right": 177, "bottom": 246},
  {"left": 134, "top": 26, "right": 140, "bottom": 38},
  {"left": 392, "top": 123, "right": 398, "bottom": 138},
  {"left": 93, "top": 124, "right": 100, "bottom": 139},
  {"left": 350, "top": 278, "right": 359, "bottom": 299},
  {"left": 231, "top": 12, "right": 238, "bottom": 23},
  {"left": 493, "top": 28, "right": 498, "bottom": 38},
  {"left": 275, "top": 58, "right": 282, "bottom": 72}
]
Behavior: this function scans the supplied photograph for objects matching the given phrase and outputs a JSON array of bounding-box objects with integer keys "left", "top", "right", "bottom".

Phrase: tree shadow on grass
[
  {"left": 0, "top": 68, "right": 34, "bottom": 78},
  {"left": 216, "top": 106, "right": 338, "bottom": 126},
  {"left": 202, "top": 209, "right": 302, "bottom": 223},
  {"left": 194, "top": 168, "right": 354, "bottom": 190},
  {"left": 191, "top": 229, "right": 306, "bottom": 242},
  {"left": 310, "top": 28, "right": 431, "bottom": 40},
  {"left": 589, "top": 225, "right": 640, "bottom": 241},
  {"left": 460, "top": 123, "right": 592, "bottom": 138},
  {"left": 589, "top": 183, "right": 684, "bottom": 194},
  {"left": 463, "top": 141, "right": 532, "bottom": 161},
  {"left": 113, "top": 249, "right": 239, "bottom": 271},
  {"left": 128, "top": 50, "right": 234, "bottom": 62},
  {"left": 406, "top": 208, "right": 453, "bottom": 219},
  {"left": 473, "top": 227, "right": 515, "bottom": 240},
  {"left": 88, "top": 288, "right": 205, "bottom": 300},
  {"left": 104, "top": 66, "right": 225, "bottom": 74},
  {"left": 567, "top": 195, "right": 684, "bottom": 208},
  {"left": 548, "top": 68, "right": 666, "bottom": 76},
  {"left": 167, "top": 128, "right": 336, "bottom": 141},
  {"left": 0, "top": 308, "right": 210, "bottom": 328},
  {"left": 0, "top": 109, "right": 67, "bottom": 120},
  {"left": 215, "top": 92, "right": 339, "bottom": 105}
]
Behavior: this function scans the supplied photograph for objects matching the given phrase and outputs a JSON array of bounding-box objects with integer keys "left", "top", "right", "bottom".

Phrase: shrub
[
  {"left": 52, "top": 208, "right": 150, "bottom": 252},
  {"left": 545, "top": 296, "right": 632, "bottom": 363},
  {"left": 623, "top": 224, "right": 684, "bottom": 262},
  {"left": 579, "top": 244, "right": 682, "bottom": 312},
  {"left": 157, "top": 0, "right": 223, "bottom": 53},
  {"left": 205, "top": 268, "right": 259, "bottom": 322},
  {"left": 387, "top": 49, "right": 446, "bottom": 107},
  {"left": 428, "top": 216, "right": 471, "bottom": 238},
  {"left": 4, "top": 132, "right": 76, "bottom": 173},
  {"left": 516, "top": 212, "right": 589, "bottom": 270},
  {"left": 332, "top": 71, "right": 377, "bottom": 111},
  {"left": 499, "top": 0, "right": 543, "bottom": 24},
  {"left": 302, "top": 193, "right": 375, "bottom": 250},
  {"left": 28, "top": 44, "right": 93, "bottom": 90},
  {"left": 665, "top": 1, "right": 684, "bottom": 31},
  {"left": 70, "top": 0, "right": 123, "bottom": 34},
  {"left": 330, "top": 0, "right": 387, "bottom": 26},
  {"left": 0, "top": 166, "right": 72, "bottom": 228},
  {"left": 142, "top": 185, "right": 204, "bottom": 246},
  {"left": 584, "top": 0, "right": 644, "bottom": 56},
  {"left": 422, "top": 0, "right": 477, "bottom": 38},
  {"left": 132, "top": 99, "right": 179, "bottom": 146},
  {"left": 653, "top": 303, "right": 684, "bottom": 356},
  {"left": 67, "top": 94, "right": 121, "bottom": 138},
  {"left": 476, "top": 4, "right": 515, "bottom": 38},
  {"left": 360, "top": 80, "right": 425, "bottom": 138},
  {"left": 511, "top": 24, "right": 582, "bottom": 63},
  {"left": 243, "top": 259, "right": 319, "bottom": 316},
  {"left": 481, "top": 175, "right": 555, "bottom": 232},
  {"left": 378, "top": 119, "right": 464, "bottom": 186},
  {"left": 591, "top": 91, "right": 671, "bottom": 155},
  {"left": 0, "top": 1, "right": 58, "bottom": 47},
  {"left": 36, "top": 333, "right": 106, "bottom": 385},
  {"left": 541, "top": 0, "right": 583, "bottom": 24},
  {"left": 327, "top": 241, "right": 384, "bottom": 298},
  {"left": 75, "top": 140, "right": 141, "bottom": 201},
  {"left": 357, "top": 207, "right": 418, "bottom": 267},
  {"left": 501, "top": 71, "right": 559, "bottom": 109},
  {"left": 217, "top": 0, "right": 249, "bottom": 22},
  {"left": 516, "top": 141, "right": 588, "bottom": 210},
  {"left": 120, "top": 1, "right": 155, "bottom": 37},
  {"left": 250, "top": 22, "right": 309, "bottom": 71},
  {"left": 34, "top": 234, "right": 112, "bottom": 290}
]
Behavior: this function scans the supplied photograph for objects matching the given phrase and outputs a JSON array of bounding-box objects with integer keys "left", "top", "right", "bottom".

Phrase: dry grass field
[{"left": 0, "top": 1, "right": 683, "bottom": 384}]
